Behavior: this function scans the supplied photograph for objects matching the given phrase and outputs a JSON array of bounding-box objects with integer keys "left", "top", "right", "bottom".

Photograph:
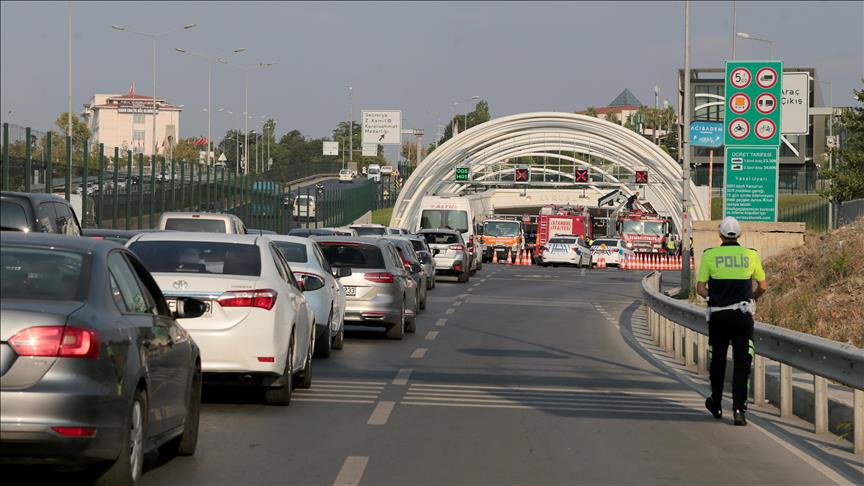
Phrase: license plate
[
  {"left": 167, "top": 299, "right": 212, "bottom": 316},
  {"left": 344, "top": 286, "right": 356, "bottom": 296}
]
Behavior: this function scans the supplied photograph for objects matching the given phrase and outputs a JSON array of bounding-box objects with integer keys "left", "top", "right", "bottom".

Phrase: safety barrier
[
  {"left": 641, "top": 271, "right": 864, "bottom": 455},
  {"left": 620, "top": 254, "right": 694, "bottom": 271}
]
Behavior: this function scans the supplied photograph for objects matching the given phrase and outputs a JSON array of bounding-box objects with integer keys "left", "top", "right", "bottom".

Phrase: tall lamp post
[
  {"left": 175, "top": 47, "right": 245, "bottom": 169},
  {"left": 813, "top": 79, "right": 834, "bottom": 228},
  {"left": 112, "top": 22, "right": 196, "bottom": 166},
  {"left": 219, "top": 59, "right": 276, "bottom": 174},
  {"left": 735, "top": 32, "right": 773, "bottom": 59}
]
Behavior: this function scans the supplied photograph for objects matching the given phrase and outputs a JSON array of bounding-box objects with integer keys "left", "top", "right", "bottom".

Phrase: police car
[
  {"left": 590, "top": 238, "right": 633, "bottom": 267},
  {"left": 539, "top": 235, "right": 592, "bottom": 268}
]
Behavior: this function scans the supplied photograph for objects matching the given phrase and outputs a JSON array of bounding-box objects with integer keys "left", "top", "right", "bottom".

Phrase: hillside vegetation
[{"left": 756, "top": 218, "right": 864, "bottom": 347}]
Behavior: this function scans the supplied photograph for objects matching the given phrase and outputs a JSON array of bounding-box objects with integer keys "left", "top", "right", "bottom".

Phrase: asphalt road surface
[{"left": 138, "top": 265, "right": 845, "bottom": 485}]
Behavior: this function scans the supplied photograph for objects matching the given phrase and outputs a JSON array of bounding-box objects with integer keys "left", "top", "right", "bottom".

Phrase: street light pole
[
  {"left": 731, "top": 0, "right": 736, "bottom": 60},
  {"left": 736, "top": 32, "right": 773, "bottom": 59},
  {"left": 219, "top": 59, "right": 275, "bottom": 174},
  {"left": 67, "top": 1, "right": 72, "bottom": 141},
  {"left": 348, "top": 85, "right": 353, "bottom": 169},
  {"left": 681, "top": 0, "right": 693, "bottom": 289}
]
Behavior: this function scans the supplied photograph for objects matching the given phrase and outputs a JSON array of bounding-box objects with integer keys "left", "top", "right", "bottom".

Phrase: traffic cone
[
  {"left": 598, "top": 254, "right": 606, "bottom": 269},
  {"left": 492, "top": 251, "right": 497, "bottom": 264}
]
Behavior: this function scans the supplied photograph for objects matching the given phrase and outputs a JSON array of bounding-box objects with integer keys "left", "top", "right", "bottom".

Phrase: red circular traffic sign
[
  {"left": 755, "top": 118, "right": 777, "bottom": 140},
  {"left": 728, "top": 118, "right": 750, "bottom": 140},
  {"left": 756, "top": 67, "right": 778, "bottom": 89},
  {"left": 729, "top": 67, "right": 751, "bottom": 88},
  {"left": 729, "top": 93, "right": 751, "bottom": 114},
  {"left": 755, "top": 93, "right": 777, "bottom": 114}
]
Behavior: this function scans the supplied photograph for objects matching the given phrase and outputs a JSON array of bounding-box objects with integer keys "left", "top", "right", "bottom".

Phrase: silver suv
[
  {"left": 314, "top": 237, "right": 417, "bottom": 339},
  {"left": 418, "top": 229, "right": 470, "bottom": 283},
  {"left": 157, "top": 211, "right": 247, "bottom": 234}
]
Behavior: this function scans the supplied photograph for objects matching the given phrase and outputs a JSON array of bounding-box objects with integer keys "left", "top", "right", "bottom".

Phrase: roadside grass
[
  {"left": 710, "top": 194, "right": 825, "bottom": 220},
  {"left": 755, "top": 217, "right": 863, "bottom": 347},
  {"left": 372, "top": 207, "right": 393, "bottom": 225}
]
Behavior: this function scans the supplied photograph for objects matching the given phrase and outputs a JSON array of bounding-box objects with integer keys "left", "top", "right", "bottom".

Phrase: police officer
[{"left": 696, "top": 217, "right": 768, "bottom": 426}]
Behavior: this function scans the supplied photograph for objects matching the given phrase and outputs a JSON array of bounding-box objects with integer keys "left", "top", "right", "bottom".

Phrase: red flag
[{"left": 128, "top": 81, "right": 135, "bottom": 97}]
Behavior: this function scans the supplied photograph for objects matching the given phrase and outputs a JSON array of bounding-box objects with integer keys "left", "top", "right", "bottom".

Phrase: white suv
[
  {"left": 339, "top": 169, "right": 354, "bottom": 183},
  {"left": 418, "top": 229, "right": 470, "bottom": 283},
  {"left": 158, "top": 211, "right": 247, "bottom": 234}
]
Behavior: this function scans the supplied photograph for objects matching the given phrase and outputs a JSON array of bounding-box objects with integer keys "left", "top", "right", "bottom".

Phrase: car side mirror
[
  {"left": 301, "top": 275, "right": 325, "bottom": 291},
  {"left": 173, "top": 297, "right": 207, "bottom": 319},
  {"left": 332, "top": 266, "right": 352, "bottom": 278}
]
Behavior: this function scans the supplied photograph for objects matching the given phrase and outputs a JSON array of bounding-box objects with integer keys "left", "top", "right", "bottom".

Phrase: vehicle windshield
[
  {"left": 319, "top": 242, "right": 386, "bottom": 269},
  {"left": 1, "top": 201, "right": 29, "bottom": 231},
  {"left": 483, "top": 221, "right": 520, "bottom": 237},
  {"left": 352, "top": 226, "right": 387, "bottom": 236},
  {"left": 164, "top": 218, "right": 227, "bottom": 233},
  {"left": 129, "top": 241, "right": 261, "bottom": 276},
  {"left": 621, "top": 220, "right": 666, "bottom": 236},
  {"left": 274, "top": 242, "right": 309, "bottom": 263},
  {"left": 592, "top": 239, "right": 619, "bottom": 247},
  {"left": 368, "top": 167, "right": 380, "bottom": 174},
  {"left": 1, "top": 246, "right": 88, "bottom": 301},
  {"left": 420, "top": 210, "right": 469, "bottom": 233}
]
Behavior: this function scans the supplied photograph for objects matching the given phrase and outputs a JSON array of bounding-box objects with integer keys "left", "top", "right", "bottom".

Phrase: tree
[
  {"left": 820, "top": 81, "right": 864, "bottom": 203},
  {"left": 585, "top": 107, "right": 598, "bottom": 117},
  {"left": 605, "top": 112, "right": 620, "bottom": 124},
  {"left": 434, "top": 100, "right": 492, "bottom": 148},
  {"left": 173, "top": 138, "right": 201, "bottom": 163},
  {"left": 400, "top": 141, "right": 427, "bottom": 166},
  {"left": 55, "top": 112, "right": 91, "bottom": 150}
]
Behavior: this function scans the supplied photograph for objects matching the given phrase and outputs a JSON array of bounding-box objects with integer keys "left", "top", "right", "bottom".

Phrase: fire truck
[
  {"left": 478, "top": 218, "right": 523, "bottom": 264},
  {"left": 598, "top": 189, "right": 671, "bottom": 254},
  {"left": 533, "top": 205, "right": 593, "bottom": 261}
]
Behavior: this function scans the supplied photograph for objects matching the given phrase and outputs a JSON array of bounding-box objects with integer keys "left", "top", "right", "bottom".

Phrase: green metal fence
[
  {"left": 1, "top": 123, "right": 389, "bottom": 234},
  {"left": 778, "top": 199, "right": 831, "bottom": 232}
]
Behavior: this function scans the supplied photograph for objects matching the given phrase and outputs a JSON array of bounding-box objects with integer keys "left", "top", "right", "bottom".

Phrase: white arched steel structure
[{"left": 391, "top": 112, "right": 708, "bottom": 232}]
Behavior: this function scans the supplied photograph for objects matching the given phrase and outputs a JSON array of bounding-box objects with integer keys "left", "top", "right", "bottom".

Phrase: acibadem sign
[{"left": 723, "top": 60, "right": 782, "bottom": 222}]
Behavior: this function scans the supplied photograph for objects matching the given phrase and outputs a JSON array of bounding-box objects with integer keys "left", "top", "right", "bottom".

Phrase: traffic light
[
  {"left": 575, "top": 169, "right": 589, "bottom": 183},
  {"left": 454, "top": 166, "right": 470, "bottom": 181},
  {"left": 515, "top": 166, "right": 530, "bottom": 183},
  {"left": 635, "top": 170, "right": 649, "bottom": 184}
]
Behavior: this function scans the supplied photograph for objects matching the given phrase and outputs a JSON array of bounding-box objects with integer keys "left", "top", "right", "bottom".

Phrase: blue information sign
[{"left": 689, "top": 121, "right": 724, "bottom": 148}]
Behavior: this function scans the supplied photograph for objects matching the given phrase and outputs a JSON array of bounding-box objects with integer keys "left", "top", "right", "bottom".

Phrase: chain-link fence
[{"left": 1, "top": 123, "right": 385, "bottom": 233}]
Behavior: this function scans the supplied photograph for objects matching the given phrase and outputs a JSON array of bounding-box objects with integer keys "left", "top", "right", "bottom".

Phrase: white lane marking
[
  {"left": 445, "top": 308, "right": 455, "bottom": 315},
  {"left": 333, "top": 456, "right": 369, "bottom": 486},
  {"left": 472, "top": 283, "right": 480, "bottom": 287},
  {"left": 411, "top": 348, "right": 428, "bottom": 359},
  {"left": 409, "top": 383, "right": 698, "bottom": 398},
  {"left": 452, "top": 301, "right": 462, "bottom": 307},
  {"left": 294, "top": 392, "right": 381, "bottom": 399},
  {"left": 747, "top": 421, "right": 849, "bottom": 485},
  {"left": 293, "top": 398, "right": 376, "bottom": 404},
  {"left": 401, "top": 402, "right": 703, "bottom": 415},
  {"left": 435, "top": 318, "right": 447, "bottom": 327},
  {"left": 467, "top": 288, "right": 475, "bottom": 292},
  {"left": 306, "top": 384, "right": 386, "bottom": 391},
  {"left": 315, "top": 379, "right": 388, "bottom": 386},
  {"left": 366, "top": 400, "right": 395, "bottom": 425},
  {"left": 425, "top": 331, "right": 439, "bottom": 341},
  {"left": 392, "top": 368, "right": 413, "bottom": 386}
]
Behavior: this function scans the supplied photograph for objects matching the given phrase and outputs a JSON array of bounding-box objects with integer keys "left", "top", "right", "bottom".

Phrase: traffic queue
[{"left": 0, "top": 190, "right": 484, "bottom": 485}]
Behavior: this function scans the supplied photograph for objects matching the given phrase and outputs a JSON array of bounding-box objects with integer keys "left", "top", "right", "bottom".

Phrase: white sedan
[
  {"left": 540, "top": 235, "right": 593, "bottom": 268},
  {"left": 269, "top": 235, "right": 349, "bottom": 358},
  {"left": 126, "top": 232, "right": 316, "bottom": 406},
  {"left": 590, "top": 238, "right": 634, "bottom": 267}
]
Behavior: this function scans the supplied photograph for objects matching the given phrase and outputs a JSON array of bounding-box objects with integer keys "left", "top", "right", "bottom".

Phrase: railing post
[
  {"left": 65, "top": 135, "right": 72, "bottom": 201},
  {"left": 697, "top": 333, "right": 708, "bottom": 375},
  {"left": 780, "top": 363, "right": 793, "bottom": 418},
  {"left": 854, "top": 389, "right": 863, "bottom": 456},
  {"left": 97, "top": 144, "right": 104, "bottom": 227},
  {"left": 813, "top": 375, "right": 828, "bottom": 434},
  {"left": 665, "top": 318, "right": 674, "bottom": 353},
  {"left": 149, "top": 156, "right": 157, "bottom": 228},
  {"left": 170, "top": 159, "right": 176, "bottom": 211},
  {"left": 1, "top": 123, "right": 8, "bottom": 191},
  {"left": 657, "top": 314, "right": 665, "bottom": 347},
  {"left": 160, "top": 159, "right": 166, "bottom": 216},
  {"left": 112, "top": 147, "right": 119, "bottom": 229},
  {"left": 684, "top": 328, "right": 694, "bottom": 367},
  {"left": 45, "top": 132, "right": 53, "bottom": 194},
  {"left": 125, "top": 150, "right": 132, "bottom": 230},
  {"left": 137, "top": 153, "right": 145, "bottom": 229},
  {"left": 81, "top": 140, "right": 88, "bottom": 228},
  {"left": 753, "top": 355, "right": 766, "bottom": 405},
  {"left": 24, "top": 127, "right": 32, "bottom": 192}
]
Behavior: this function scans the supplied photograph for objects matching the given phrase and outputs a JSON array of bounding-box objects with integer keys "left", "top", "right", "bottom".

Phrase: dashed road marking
[
  {"left": 425, "top": 331, "right": 439, "bottom": 341},
  {"left": 411, "top": 348, "right": 428, "bottom": 359},
  {"left": 467, "top": 288, "right": 475, "bottom": 292},
  {"left": 436, "top": 318, "right": 447, "bottom": 327},
  {"left": 445, "top": 308, "right": 455, "bottom": 315},
  {"left": 333, "top": 456, "right": 369, "bottom": 486},
  {"left": 452, "top": 301, "right": 462, "bottom": 307},
  {"left": 392, "top": 368, "right": 413, "bottom": 386},
  {"left": 367, "top": 400, "right": 395, "bottom": 425}
]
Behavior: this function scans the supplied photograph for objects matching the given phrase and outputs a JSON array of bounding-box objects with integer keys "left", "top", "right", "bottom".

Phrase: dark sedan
[{"left": 1, "top": 233, "right": 206, "bottom": 484}]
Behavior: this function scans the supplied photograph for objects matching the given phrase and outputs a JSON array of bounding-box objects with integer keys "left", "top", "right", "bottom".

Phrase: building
[
  {"left": 577, "top": 88, "right": 670, "bottom": 138},
  {"left": 81, "top": 83, "right": 182, "bottom": 157},
  {"left": 677, "top": 67, "right": 832, "bottom": 193}
]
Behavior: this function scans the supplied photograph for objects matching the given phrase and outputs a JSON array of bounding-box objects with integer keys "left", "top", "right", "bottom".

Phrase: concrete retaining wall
[{"left": 693, "top": 221, "right": 806, "bottom": 276}]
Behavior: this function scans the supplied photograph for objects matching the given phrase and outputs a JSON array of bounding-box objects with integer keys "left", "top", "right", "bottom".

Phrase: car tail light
[
  {"left": 8, "top": 326, "right": 100, "bottom": 359},
  {"left": 454, "top": 264, "right": 462, "bottom": 271},
  {"left": 468, "top": 236, "right": 475, "bottom": 254},
  {"left": 448, "top": 244, "right": 464, "bottom": 251},
  {"left": 51, "top": 427, "right": 97, "bottom": 437},
  {"left": 364, "top": 272, "right": 395, "bottom": 284},
  {"left": 88, "top": 236, "right": 105, "bottom": 240},
  {"left": 218, "top": 289, "right": 278, "bottom": 310},
  {"left": 257, "top": 357, "right": 275, "bottom": 363}
]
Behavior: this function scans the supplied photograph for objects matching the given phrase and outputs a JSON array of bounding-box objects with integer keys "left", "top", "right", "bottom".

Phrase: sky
[{"left": 1, "top": 1, "right": 862, "bottom": 155}]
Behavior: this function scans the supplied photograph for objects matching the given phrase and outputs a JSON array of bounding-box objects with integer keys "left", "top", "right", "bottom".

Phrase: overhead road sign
[
  {"left": 574, "top": 169, "right": 589, "bottom": 182},
  {"left": 689, "top": 121, "right": 724, "bottom": 148},
  {"left": 514, "top": 166, "right": 530, "bottom": 183},
  {"left": 323, "top": 141, "right": 339, "bottom": 156},
  {"left": 362, "top": 110, "right": 402, "bottom": 145},
  {"left": 361, "top": 144, "right": 378, "bottom": 156},
  {"left": 635, "top": 170, "right": 648, "bottom": 184},
  {"left": 781, "top": 72, "right": 810, "bottom": 135}
]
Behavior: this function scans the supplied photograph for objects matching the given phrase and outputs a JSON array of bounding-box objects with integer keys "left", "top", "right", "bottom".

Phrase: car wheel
[
  {"left": 314, "top": 312, "right": 333, "bottom": 358},
  {"left": 160, "top": 365, "right": 201, "bottom": 458},
  {"left": 552, "top": 263, "right": 559, "bottom": 268},
  {"left": 295, "top": 332, "right": 313, "bottom": 389},
  {"left": 477, "top": 259, "right": 483, "bottom": 271},
  {"left": 332, "top": 324, "right": 345, "bottom": 350},
  {"left": 96, "top": 389, "right": 146, "bottom": 486},
  {"left": 420, "top": 291, "right": 427, "bottom": 310},
  {"left": 385, "top": 299, "right": 405, "bottom": 340},
  {"left": 457, "top": 269, "right": 469, "bottom": 283},
  {"left": 264, "top": 337, "right": 293, "bottom": 406}
]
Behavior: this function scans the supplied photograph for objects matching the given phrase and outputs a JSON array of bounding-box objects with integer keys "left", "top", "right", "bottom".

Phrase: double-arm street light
[
  {"left": 112, "top": 23, "right": 196, "bottom": 164},
  {"left": 735, "top": 32, "right": 773, "bottom": 59},
  {"left": 218, "top": 59, "right": 276, "bottom": 174},
  {"left": 175, "top": 47, "right": 245, "bottom": 168},
  {"left": 451, "top": 95, "right": 481, "bottom": 134}
]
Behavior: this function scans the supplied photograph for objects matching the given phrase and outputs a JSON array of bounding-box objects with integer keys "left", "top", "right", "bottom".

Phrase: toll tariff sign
[
  {"left": 724, "top": 61, "right": 783, "bottom": 147},
  {"left": 723, "top": 147, "right": 779, "bottom": 222}
]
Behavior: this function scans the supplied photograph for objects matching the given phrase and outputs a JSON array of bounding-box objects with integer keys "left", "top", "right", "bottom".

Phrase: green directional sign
[
  {"left": 723, "top": 146, "right": 779, "bottom": 222},
  {"left": 454, "top": 166, "right": 470, "bottom": 181},
  {"left": 724, "top": 60, "right": 782, "bottom": 222},
  {"left": 724, "top": 60, "right": 783, "bottom": 147}
]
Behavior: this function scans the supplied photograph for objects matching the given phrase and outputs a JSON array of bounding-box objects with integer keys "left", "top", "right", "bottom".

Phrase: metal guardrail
[{"left": 641, "top": 271, "right": 864, "bottom": 455}]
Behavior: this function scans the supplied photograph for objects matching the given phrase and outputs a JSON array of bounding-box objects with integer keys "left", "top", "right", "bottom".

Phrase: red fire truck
[
  {"left": 533, "top": 205, "right": 593, "bottom": 261},
  {"left": 615, "top": 209, "right": 671, "bottom": 254}
]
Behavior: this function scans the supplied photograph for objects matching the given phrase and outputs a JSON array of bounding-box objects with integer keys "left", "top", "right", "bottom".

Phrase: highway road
[{"left": 136, "top": 265, "right": 847, "bottom": 485}]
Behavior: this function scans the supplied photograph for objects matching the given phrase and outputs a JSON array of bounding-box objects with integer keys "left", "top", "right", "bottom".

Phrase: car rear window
[
  {"left": 319, "top": 242, "right": 386, "bottom": 269},
  {"left": 1, "top": 246, "right": 89, "bottom": 301},
  {"left": 421, "top": 232, "right": 459, "bottom": 245},
  {"left": 1, "top": 201, "right": 29, "bottom": 231},
  {"left": 352, "top": 226, "right": 386, "bottom": 236},
  {"left": 274, "top": 242, "right": 309, "bottom": 263},
  {"left": 164, "top": 218, "right": 227, "bottom": 233},
  {"left": 129, "top": 241, "right": 261, "bottom": 276},
  {"left": 409, "top": 239, "right": 426, "bottom": 251}
]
